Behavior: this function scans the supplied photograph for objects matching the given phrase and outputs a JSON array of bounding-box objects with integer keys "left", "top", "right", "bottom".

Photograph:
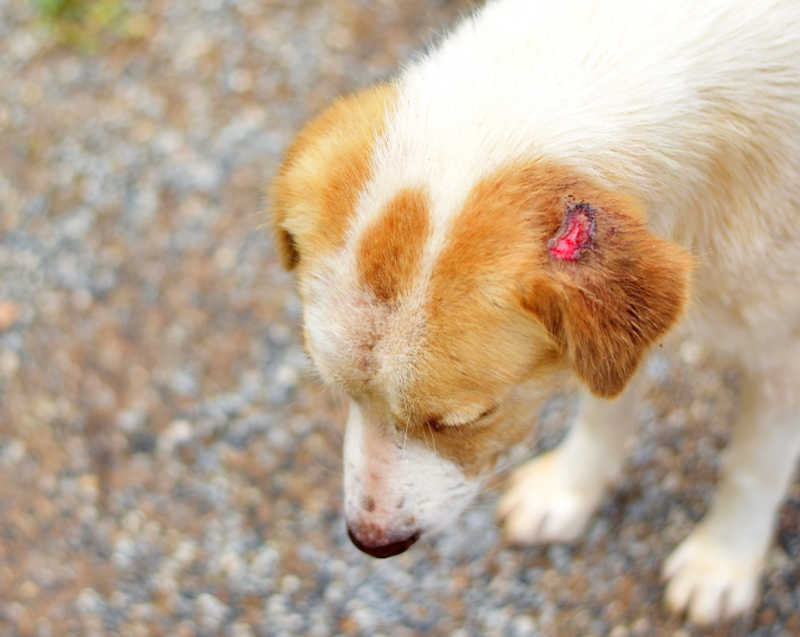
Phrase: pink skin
[{"left": 549, "top": 204, "right": 596, "bottom": 261}]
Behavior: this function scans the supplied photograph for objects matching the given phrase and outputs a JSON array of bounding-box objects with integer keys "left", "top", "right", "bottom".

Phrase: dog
[{"left": 270, "top": 0, "right": 800, "bottom": 624}]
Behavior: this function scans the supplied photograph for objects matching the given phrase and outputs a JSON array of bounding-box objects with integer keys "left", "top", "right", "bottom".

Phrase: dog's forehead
[
  {"left": 303, "top": 257, "right": 426, "bottom": 397},
  {"left": 303, "top": 163, "right": 554, "bottom": 402}
]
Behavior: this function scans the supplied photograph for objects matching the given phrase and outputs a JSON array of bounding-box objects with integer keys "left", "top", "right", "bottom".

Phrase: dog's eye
[
  {"left": 442, "top": 404, "right": 500, "bottom": 428},
  {"left": 474, "top": 404, "right": 499, "bottom": 422}
]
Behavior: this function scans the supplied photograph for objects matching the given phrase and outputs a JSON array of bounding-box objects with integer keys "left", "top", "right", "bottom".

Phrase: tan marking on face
[
  {"left": 357, "top": 188, "right": 430, "bottom": 302},
  {"left": 270, "top": 84, "right": 397, "bottom": 270},
  {"left": 398, "top": 164, "right": 570, "bottom": 474},
  {"left": 397, "top": 161, "right": 690, "bottom": 473}
]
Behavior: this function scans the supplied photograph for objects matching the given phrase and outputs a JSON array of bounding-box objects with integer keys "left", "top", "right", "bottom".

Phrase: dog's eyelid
[
  {"left": 473, "top": 403, "right": 499, "bottom": 422},
  {"left": 445, "top": 403, "right": 499, "bottom": 428}
]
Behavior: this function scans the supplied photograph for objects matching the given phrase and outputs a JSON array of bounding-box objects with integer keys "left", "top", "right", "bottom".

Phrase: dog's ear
[
  {"left": 524, "top": 185, "right": 692, "bottom": 398},
  {"left": 269, "top": 84, "right": 395, "bottom": 271}
]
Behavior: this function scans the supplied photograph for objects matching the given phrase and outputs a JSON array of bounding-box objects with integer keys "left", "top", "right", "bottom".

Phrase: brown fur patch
[
  {"left": 270, "top": 84, "right": 396, "bottom": 270},
  {"left": 399, "top": 160, "right": 690, "bottom": 472},
  {"left": 357, "top": 188, "right": 430, "bottom": 302}
]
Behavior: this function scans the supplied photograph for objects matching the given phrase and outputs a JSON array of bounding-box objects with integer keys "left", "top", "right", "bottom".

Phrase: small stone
[
  {"left": 758, "top": 606, "right": 778, "bottom": 625},
  {"left": 76, "top": 588, "right": 103, "bottom": 615},
  {"left": 174, "top": 539, "right": 197, "bottom": 565},
  {"left": 0, "top": 301, "right": 20, "bottom": 331},
  {"left": 195, "top": 593, "right": 229, "bottom": 632},
  {"left": 326, "top": 24, "right": 354, "bottom": 50},
  {"left": 679, "top": 340, "right": 705, "bottom": 366},
  {"left": 128, "top": 430, "right": 156, "bottom": 454},
  {"left": 159, "top": 420, "right": 194, "bottom": 454},
  {"left": 267, "top": 363, "right": 299, "bottom": 404},
  {"left": 9, "top": 31, "right": 39, "bottom": 62},
  {"left": 72, "top": 289, "right": 93, "bottom": 311},
  {"left": 62, "top": 208, "right": 94, "bottom": 240},
  {"left": 230, "top": 622, "right": 255, "bottom": 637},
  {"left": 267, "top": 323, "right": 292, "bottom": 346},
  {"left": 0, "top": 439, "right": 25, "bottom": 466},
  {"left": 631, "top": 617, "right": 650, "bottom": 634},
  {"left": 251, "top": 545, "right": 279, "bottom": 578},
  {"left": 174, "top": 620, "right": 197, "bottom": 637},
  {"left": 511, "top": 614, "right": 537, "bottom": 636},
  {"left": 125, "top": 13, "right": 155, "bottom": 39},
  {"left": 116, "top": 409, "right": 146, "bottom": 432},
  {"left": 21, "top": 82, "right": 42, "bottom": 106},
  {"left": 281, "top": 573, "right": 301, "bottom": 594},
  {"left": 228, "top": 69, "right": 254, "bottom": 93},
  {"left": 112, "top": 537, "right": 136, "bottom": 569},
  {"left": 169, "top": 369, "right": 197, "bottom": 397},
  {"left": 78, "top": 474, "right": 98, "bottom": 498},
  {"left": 0, "top": 351, "right": 19, "bottom": 378},
  {"left": 176, "top": 31, "right": 214, "bottom": 70},
  {"left": 20, "top": 580, "right": 38, "bottom": 599}
]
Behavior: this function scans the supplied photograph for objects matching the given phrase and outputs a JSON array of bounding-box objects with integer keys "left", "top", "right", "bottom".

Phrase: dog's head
[{"left": 271, "top": 85, "right": 691, "bottom": 557}]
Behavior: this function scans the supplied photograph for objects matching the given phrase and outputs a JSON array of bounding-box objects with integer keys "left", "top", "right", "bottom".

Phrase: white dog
[{"left": 271, "top": 0, "right": 800, "bottom": 624}]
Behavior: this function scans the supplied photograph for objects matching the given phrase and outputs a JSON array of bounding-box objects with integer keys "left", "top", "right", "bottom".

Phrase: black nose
[{"left": 347, "top": 526, "right": 420, "bottom": 558}]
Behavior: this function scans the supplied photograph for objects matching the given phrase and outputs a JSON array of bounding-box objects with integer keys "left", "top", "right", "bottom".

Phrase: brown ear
[
  {"left": 269, "top": 84, "right": 396, "bottom": 271},
  {"left": 528, "top": 192, "right": 692, "bottom": 397}
]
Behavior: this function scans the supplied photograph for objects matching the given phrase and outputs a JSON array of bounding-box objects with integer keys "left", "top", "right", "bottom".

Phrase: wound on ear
[{"left": 548, "top": 203, "right": 596, "bottom": 261}]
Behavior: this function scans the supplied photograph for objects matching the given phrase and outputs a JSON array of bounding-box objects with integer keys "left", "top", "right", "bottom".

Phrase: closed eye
[
  {"left": 473, "top": 404, "right": 499, "bottom": 423},
  {"left": 443, "top": 403, "right": 500, "bottom": 428}
]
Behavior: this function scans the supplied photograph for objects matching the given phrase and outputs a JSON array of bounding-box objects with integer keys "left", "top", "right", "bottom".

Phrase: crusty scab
[{"left": 548, "top": 203, "right": 597, "bottom": 261}]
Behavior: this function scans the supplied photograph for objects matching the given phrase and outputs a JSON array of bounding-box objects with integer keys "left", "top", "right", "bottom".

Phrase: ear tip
[
  {"left": 575, "top": 349, "right": 640, "bottom": 398},
  {"left": 584, "top": 374, "right": 630, "bottom": 398}
]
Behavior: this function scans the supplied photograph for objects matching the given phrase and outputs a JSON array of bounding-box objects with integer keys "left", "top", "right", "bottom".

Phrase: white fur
[{"left": 343, "top": 400, "right": 481, "bottom": 541}]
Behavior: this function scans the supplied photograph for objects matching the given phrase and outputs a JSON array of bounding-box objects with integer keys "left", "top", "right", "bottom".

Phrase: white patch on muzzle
[{"left": 343, "top": 400, "right": 482, "bottom": 545}]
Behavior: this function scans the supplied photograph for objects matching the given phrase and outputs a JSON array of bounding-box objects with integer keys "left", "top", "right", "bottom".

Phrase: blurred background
[{"left": 0, "top": 1, "right": 798, "bottom": 635}]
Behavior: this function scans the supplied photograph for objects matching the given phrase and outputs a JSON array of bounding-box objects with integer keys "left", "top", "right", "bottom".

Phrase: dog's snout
[{"left": 346, "top": 524, "right": 420, "bottom": 558}]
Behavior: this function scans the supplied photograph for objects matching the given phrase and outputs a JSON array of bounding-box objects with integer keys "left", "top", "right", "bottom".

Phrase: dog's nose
[{"left": 347, "top": 525, "right": 420, "bottom": 558}]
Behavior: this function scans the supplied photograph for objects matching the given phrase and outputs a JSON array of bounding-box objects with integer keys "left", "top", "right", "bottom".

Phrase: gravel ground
[{"left": 0, "top": 1, "right": 798, "bottom": 635}]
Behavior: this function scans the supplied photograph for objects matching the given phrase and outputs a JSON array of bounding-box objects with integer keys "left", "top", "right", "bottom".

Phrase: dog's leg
[
  {"left": 663, "top": 370, "right": 800, "bottom": 625},
  {"left": 499, "top": 368, "right": 648, "bottom": 543}
]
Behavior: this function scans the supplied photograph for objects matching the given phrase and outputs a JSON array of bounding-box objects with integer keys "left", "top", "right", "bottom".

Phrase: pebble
[
  {"left": 159, "top": 420, "right": 194, "bottom": 454},
  {"left": 76, "top": 589, "right": 104, "bottom": 616},
  {"left": 195, "top": 593, "right": 229, "bottom": 632},
  {"left": 0, "top": 300, "right": 20, "bottom": 331},
  {"left": 230, "top": 622, "right": 256, "bottom": 637},
  {"left": 0, "top": 439, "right": 25, "bottom": 466}
]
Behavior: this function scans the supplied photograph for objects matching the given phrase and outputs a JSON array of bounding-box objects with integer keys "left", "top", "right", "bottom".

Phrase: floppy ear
[
  {"left": 526, "top": 189, "right": 692, "bottom": 397},
  {"left": 269, "top": 84, "right": 395, "bottom": 271}
]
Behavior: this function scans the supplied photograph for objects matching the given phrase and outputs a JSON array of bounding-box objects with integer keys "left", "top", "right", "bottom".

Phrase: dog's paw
[
  {"left": 497, "top": 450, "right": 603, "bottom": 544},
  {"left": 663, "top": 528, "right": 762, "bottom": 625}
]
